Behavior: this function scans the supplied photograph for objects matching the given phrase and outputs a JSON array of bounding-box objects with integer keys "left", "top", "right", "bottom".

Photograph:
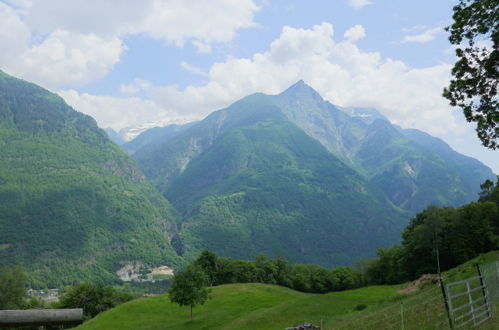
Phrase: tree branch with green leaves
[{"left": 443, "top": 0, "right": 498, "bottom": 149}]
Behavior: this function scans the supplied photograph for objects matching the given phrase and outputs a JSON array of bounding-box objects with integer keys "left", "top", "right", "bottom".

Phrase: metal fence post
[
  {"left": 440, "top": 277, "right": 454, "bottom": 329},
  {"left": 477, "top": 264, "right": 491, "bottom": 319},
  {"left": 401, "top": 302, "right": 404, "bottom": 330}
]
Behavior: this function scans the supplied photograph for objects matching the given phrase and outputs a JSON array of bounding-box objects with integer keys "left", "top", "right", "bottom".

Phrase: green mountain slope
[
  {"left": 136, "top": 93, "right": 407, "bottom": 267},
  {"left": 272, "top": 81, "right": 495, "bottom": 213},
  {"left": 353, "top": 119, "right": 484, "bottom": 212},
  {"left": 0, "top": 70, "right": 181, "bottom": 287}
]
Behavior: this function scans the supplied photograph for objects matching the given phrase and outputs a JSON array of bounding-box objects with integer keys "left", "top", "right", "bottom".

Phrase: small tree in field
[{"left": 168, "top": 265, "right": 210, "bottom": 320}]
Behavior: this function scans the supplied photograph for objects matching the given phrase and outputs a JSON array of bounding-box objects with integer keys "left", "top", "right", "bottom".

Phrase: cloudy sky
[{"left": 1, "top": 0, "right": 497, "bottom": 173}]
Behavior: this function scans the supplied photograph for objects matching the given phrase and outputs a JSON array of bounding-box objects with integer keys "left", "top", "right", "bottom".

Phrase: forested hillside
[
  {"left": 0, "top": 70, "right": 181, "bottom": 288},
  {"left": 135, "top": 93, "right": 408, "bottom": 267},
  {"left": 364, "top": 177, "right": 499, "bottom": 284},
  {"left": 131, "top": 81, "right": 494, "bottom": 268}
]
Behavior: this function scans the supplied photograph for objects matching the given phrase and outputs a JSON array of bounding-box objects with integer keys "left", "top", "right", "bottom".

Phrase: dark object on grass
[
  {"left": 285, "top": 322, "right": 321, "bottom": 330},
  {"left": 355, "top": 304, "right": 367, "bottom": 311}
]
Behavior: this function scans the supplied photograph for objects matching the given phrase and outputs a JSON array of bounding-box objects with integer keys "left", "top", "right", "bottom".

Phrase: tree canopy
[
  {"left": 364, "top": 177, "right": 499, "bottom": 284},
  {"left": 57, "top": 282, "right": 133, "bottom": 319},
  {"left": 0, "top": 266, "right": 26, "bottom": 309},
  {"left": 443, "top": 0, "right": 499, "bottom": 149},
  {"left": 168, "top": 265, "right": 210, "bottom": 320}
]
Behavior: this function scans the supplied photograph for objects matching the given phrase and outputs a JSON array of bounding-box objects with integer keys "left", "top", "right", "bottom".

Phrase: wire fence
[
  {"left": 480, "top": 261, "right": 499, "bottom": 309},
  {"left": 326, "top": 260, "right": 499, "bottom": 330},
  {"left": 331, "top": 284, "right": 449, "bottom": 329}
]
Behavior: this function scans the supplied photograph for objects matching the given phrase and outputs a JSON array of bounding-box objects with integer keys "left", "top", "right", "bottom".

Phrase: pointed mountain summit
[
  {"left": 279, "top": 79, "right": 325, "bottom": 101},
  {"left": 134, "top": 84, "right": 408, "bottom": 267},
  {"left": 272, "top": 81, "right": 367, "bottom": 163},
  {"left": 270, "top": 82, "right": 494, "bottom": 213}
]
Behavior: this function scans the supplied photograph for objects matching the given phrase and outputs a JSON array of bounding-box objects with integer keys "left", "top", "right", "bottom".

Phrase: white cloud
[
  {"left": 180, "top": 61, "right": 208, "bottom": 77},
  {"left": 0, "top": 3, "right": 30, "bottom": 65},
  {"left": 401, "top": 25, "right": 427, "bottom": 33},
  {"left": 25, "top": 0, "right": 260, "bottom": 45},
  {"left": 141, "top": 0, "right": 260, "bottom": 45},
  {"left": 344, "top": 25, "right": 366, "bottom": 42},
  {"left": 58, "top": 89, "right": 198, "bottom": 132},
  {"left": 99, "top": 22, "right": 459, "bottom": 138},
  {"left": 191, "top": 41, "right": 212, "bottom": 54},
  {"left": 119, "top": 78, "right": 153, "bottom": 95},
  {"left": 14, "top": 30, "right": 125, "bottom": 88},
  {"left": 402, "top": 26, "right": 444, "bottom": 43},
  {"left": 0, "top": 0, "right": 260, "bottom": 88},
  {"left": 347, "top": 0, "right": 373, "bottom": 10},
  {"left": 55, "top": 21, "right": 493, "bottom": 170}
]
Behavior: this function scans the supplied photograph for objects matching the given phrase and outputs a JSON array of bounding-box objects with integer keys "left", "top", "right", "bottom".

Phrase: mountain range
[
  {"left": 128, "top": 81, "right": 494, "bottom": 266},
  {"left": 0, "top": 70, "right": 494, "bottom": 287}
]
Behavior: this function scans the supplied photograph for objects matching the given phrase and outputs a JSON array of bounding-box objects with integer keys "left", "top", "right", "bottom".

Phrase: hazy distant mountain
[
  {"left": 0, "top": 70, "right": 181, "bottom": 287},
  {"left": 123, "top": 122, "right": 197, "bottom": 155},
  {"left": 104, "top": 127, "right": 125, "bottom": 145}
]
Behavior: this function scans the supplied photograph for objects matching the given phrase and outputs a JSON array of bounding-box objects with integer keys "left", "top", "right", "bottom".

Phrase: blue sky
[{"left": 0, "top": 0, "right": 497, "bottom": 173}]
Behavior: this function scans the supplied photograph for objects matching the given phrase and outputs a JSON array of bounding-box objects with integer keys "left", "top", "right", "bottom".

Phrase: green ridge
[
  {"left": 137, "top": 93, "right": 407, "bottom": 267},
  {"left": 0, "top": 70, "right": 181, "bottom": 287}
]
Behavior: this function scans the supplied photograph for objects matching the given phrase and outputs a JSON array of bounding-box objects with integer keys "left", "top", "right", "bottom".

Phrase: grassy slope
[
  {"left": 77, "top": 283, "right": 402, "bottom": 330},
  {"left": 78, "top": 251, "right": 499, "bottom": 330}
]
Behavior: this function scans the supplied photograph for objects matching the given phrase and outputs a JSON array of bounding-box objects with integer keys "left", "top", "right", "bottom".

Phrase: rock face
[{"left": 116, "top": 262, "right": 174, "bottom": 282}]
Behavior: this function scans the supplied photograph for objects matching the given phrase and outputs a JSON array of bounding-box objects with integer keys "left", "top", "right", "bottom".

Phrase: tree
[
  {"left": 168, "top": 265, "right": 210, "bottom": 320},
  {"left": 480, "top": 178, "right": 495, "bottom": 199},
  {"left": 0, "top": 266, "right": 26, "bottom": 309},
  {"left": 254, "top": 254, "right": 277, "bottom": 284},
  {"left": 443, "top": 0, "right": 498, "bottom": 149},
  {"left": 402, "top": 206, "right": 456, "bottom": 277},
  {"left": 194, "top": 250, "right": 219, "bottom": 286},
  {"left": 57, "top": 282, "right": 132, "bottom": 319}
]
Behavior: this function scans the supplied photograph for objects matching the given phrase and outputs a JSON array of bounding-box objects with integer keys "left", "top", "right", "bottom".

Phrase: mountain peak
[{"left": 279, "top": 80, "right": 324, "bottom": 102}]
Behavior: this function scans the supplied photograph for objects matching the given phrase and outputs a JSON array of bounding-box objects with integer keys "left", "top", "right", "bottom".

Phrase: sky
[{"left": 0, "top": 0, "right": 497, "bottom": 173}]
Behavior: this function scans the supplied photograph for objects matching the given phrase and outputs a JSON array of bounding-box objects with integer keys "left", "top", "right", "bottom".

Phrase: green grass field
[
  {"left": 77, "top": 251, "right": 499, "bottom": 330},
  {"left": 77, "top": 283, "right": 403, "bottom": 330}
]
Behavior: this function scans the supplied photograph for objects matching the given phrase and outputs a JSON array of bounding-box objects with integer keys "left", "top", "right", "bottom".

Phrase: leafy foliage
[
  {"left": 168, "top": 265, "right": 210, "bottom": 320},
  {"left": 0, "top": 265, "right": 26, "bottom": 309},
  {"left": 192, "top": 250, "right": 361, "bottom": 294},
  {"left": 0, "top": 70, "right": 181, "bottom": 287},
  {"left": 364, "top": 178, "right": 499, "bottom": 284},
  {"left": 443, "top": 0, "right": 499, "bottom": 149},
  {"left": 57, "top": 282, "right": 133, "bottom": 319}
]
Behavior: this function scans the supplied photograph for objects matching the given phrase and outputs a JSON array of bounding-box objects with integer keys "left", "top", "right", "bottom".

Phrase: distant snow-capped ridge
[{"left": 119, "top": 116, "right": 199, "bottom": 142}]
